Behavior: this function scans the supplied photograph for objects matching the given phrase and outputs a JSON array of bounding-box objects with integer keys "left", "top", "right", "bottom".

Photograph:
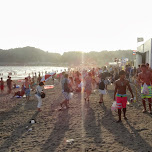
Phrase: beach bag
[
  {"left": 111, "top": 101, "right": 117, "bottom": 111},
  {"left": 141, "top": 83, "right": 149, "bottom": 95},
  {"left": 41, "top": 92, "right": 45, "bottom": 98},
  {"left": 64, "top": 79, "right": 70, "bottom": 93},
  {"left": 99, "top": 80, "right": 105, "bottom": 90},
  {"left": 69, "top": 92, "right": 74, "bottom": 100}
]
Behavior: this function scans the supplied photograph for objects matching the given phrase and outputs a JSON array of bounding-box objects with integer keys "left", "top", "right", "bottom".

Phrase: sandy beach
[{"left": 0, "top": 80, "right": 152, "bottom": 152}]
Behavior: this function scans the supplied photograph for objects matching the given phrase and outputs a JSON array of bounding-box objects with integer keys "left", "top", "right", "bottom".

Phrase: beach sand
[{"left": 0, "top": 80, "right": 152, "bottom": 152}]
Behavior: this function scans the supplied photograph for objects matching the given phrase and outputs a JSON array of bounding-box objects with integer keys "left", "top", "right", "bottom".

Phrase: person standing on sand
[
  {"left": 60, "top": 74, "right": 70, "bottom": 109},
  {"left": 7, "top": 76, "right": 12, "bottom": 94},
  {"left": 114, "top": 70, "right": 134, "bottom": 123},
  {"left": 24, "top": 78, "right": 30, "bottom": 101},
  {"left": 98, "top": 76, "right": 106, "bottom": 103},
  {"left": 0, "top": 77, "right": 4, "bottom": 93},
  {"left": 37, "top": 74, "right": 41, "bottom": 84},
  {"left": 35, "top": 82, "right": 44, "bottom": 112},
  {"left": 137, "top": 64, "right": 152, "bottom": 114},
  {"left": 84, "top": 72, "right": 92, "bottom": 102}
]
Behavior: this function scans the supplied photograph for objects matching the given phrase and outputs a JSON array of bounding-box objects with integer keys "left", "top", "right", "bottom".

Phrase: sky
[{"left": 0, "top": 0, "right": 152, "bottom": 54}]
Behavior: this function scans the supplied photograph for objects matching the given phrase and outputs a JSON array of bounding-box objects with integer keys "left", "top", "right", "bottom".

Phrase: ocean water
[{"left": 0, "top": 66, "right": 68, "bottom": 81}]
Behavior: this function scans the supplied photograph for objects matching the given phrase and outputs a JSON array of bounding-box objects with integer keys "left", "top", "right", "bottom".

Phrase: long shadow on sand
[
  {"left": 0, "top": 103, "right": 23, "bottom": 123},
  {"left": 101, "top": 104, "right": 152, "bottom": 151},
  {"left": 84, "top": 103, "right": 102, "bottom": 147},
  {"left": 0, "top": 111, "right": 39, "bottom": 152},
  {"left": 40, "top": 109, "right": 70, "bottom": 152}
]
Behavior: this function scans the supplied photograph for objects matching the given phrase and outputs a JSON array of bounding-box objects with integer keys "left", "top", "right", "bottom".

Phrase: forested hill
[
  {"left": 0, "top": 47, "right": 61, "bottom": 65},
  {"left": 0, "top": 47, "right": 134, "bottom": 66}
]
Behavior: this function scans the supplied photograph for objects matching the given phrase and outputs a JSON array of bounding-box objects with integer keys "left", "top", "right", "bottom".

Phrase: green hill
[{"left": 0, "top": 47, "right": 134, "bottom": 66}]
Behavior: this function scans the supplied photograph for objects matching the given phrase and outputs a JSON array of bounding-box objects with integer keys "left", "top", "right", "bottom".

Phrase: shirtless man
[
  {"left": 138, "top": 64, "right": 152, "bottom": 113},
  {"left": 24, "top": 78, "right": 30, "bottom": 101},
  {"left": 0, "top": 77, "right": 4, "bottom": 93},
  {"left": 114, "top": 70, "right": 134, "bottom": 122},
  {"left": 7, "top": 76, "right": 12, "bottom": 94}
]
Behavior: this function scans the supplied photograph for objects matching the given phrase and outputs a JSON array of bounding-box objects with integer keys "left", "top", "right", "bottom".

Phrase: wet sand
[{"left": 0, "top": 80, "right": 152, "bottom": 152}]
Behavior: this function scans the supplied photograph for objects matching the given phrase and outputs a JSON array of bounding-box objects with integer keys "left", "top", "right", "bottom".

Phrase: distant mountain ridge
[{"left": 0, "top": 47, "right": 134, "bottom": 66}]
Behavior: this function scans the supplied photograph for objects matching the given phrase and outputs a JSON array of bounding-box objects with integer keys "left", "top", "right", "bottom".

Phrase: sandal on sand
[{"left": 142, "top": 110, "right": 147, "bottom": 113}]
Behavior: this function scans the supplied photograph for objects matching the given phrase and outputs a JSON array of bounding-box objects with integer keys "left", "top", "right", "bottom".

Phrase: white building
[{"left": 136, "top": 38, "right": 152, "bottom": 68}]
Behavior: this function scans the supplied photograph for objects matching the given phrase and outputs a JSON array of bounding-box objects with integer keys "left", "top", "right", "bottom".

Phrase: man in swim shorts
[
  {"left": 114, "top": 70, "right": 134, "bottom": 123},
  {"left": 60, "top": 74, "right": 71, "bottom": 109},
  {"left": 138, "top": 64, "right": 152, "bottom": 114}
]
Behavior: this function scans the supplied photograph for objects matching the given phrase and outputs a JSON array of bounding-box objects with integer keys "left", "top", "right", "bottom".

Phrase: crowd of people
[
  {"left": 0, "top": 63, "right": 152, "bottom": 122},
  {"left": 59, "top": 63, "right": 152, "bottom": 122}
]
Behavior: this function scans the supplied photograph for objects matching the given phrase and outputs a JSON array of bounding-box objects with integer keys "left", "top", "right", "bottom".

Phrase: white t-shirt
[{"left": 36, "top": 85, "right": 43, "bottom": 96}]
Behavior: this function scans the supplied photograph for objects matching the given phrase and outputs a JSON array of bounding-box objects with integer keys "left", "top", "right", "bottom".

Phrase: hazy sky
[{"left": 0, "top": 0, "right": 152, "bottom": 54}]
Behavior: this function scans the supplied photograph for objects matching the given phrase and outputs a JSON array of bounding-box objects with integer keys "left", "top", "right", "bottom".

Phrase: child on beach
[{"left": 114, "top": 70, "right": 134, "bottom": 123}]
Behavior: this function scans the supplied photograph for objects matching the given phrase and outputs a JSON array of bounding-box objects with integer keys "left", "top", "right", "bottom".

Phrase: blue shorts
[{"left": 25, "top": 88, "right": 30, "bottom": 96}]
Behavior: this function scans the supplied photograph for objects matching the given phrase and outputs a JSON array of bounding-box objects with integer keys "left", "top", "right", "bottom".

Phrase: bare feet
[{"left": 124, "top": 117, "right": 128, "bottom": 120}]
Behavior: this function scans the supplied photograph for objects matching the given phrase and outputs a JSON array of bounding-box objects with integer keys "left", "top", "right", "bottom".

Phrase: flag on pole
[
  {"left": 133, "top": 50, "right": 136, "bottom": 55},
  {"left": 137, "top": 37, "right": 144, "bottom": 42}
]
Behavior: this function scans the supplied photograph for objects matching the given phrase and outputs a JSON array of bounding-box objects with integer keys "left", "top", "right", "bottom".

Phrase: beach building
[{"left": 136, "top": 38, "right": 152, "bottom": 68}]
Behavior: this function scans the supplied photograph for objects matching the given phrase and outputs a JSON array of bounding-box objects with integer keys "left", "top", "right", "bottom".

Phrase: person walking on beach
[
  {"left": 98, "top": 77, "right": 106, "bottom": 103},
  {"left": 84, "top": 72, "right": 92, "bottom": 102},
  {"left": 60, "top": 74, "right": 70, "bottom": 109},
  {"left": 114, "top": 70, "right": 134, "bottom": 123},
  {"left": 0, "top": 77, "right": 4, "bottom": 93},
  {"left": 7, "top": 76, "right": 12, "bottom": 94},
  {"left": 137, "top": 64, "right": 152, "bottom": 113},
  {"left": 35, "top": 82, "right": 44, "bottom": 112},
  {"left": 24, "top": 78, "right": 31, "bottom": 101}
]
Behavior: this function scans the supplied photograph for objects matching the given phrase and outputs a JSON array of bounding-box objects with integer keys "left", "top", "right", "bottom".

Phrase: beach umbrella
[{"left": 41, "top": 72, "right": 56, "bottom": 82}]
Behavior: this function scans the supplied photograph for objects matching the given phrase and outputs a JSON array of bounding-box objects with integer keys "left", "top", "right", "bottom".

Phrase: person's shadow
[
  {"left": 0, "top": 111, "right": 39, "bottom": 152},
  {"left": 101, "top": 104, "right": 152, "bottom": 151},
  {"left": 84, "top": 103, "right": 102, "bottom": 147},
  {"left": 41, "top": 109, "right": 70, "bottom": 152}
]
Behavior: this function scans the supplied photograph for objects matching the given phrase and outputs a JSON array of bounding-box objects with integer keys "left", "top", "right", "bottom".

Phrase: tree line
[{"left": 0, "top": 46, "right": 134, "bottom": 66}]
